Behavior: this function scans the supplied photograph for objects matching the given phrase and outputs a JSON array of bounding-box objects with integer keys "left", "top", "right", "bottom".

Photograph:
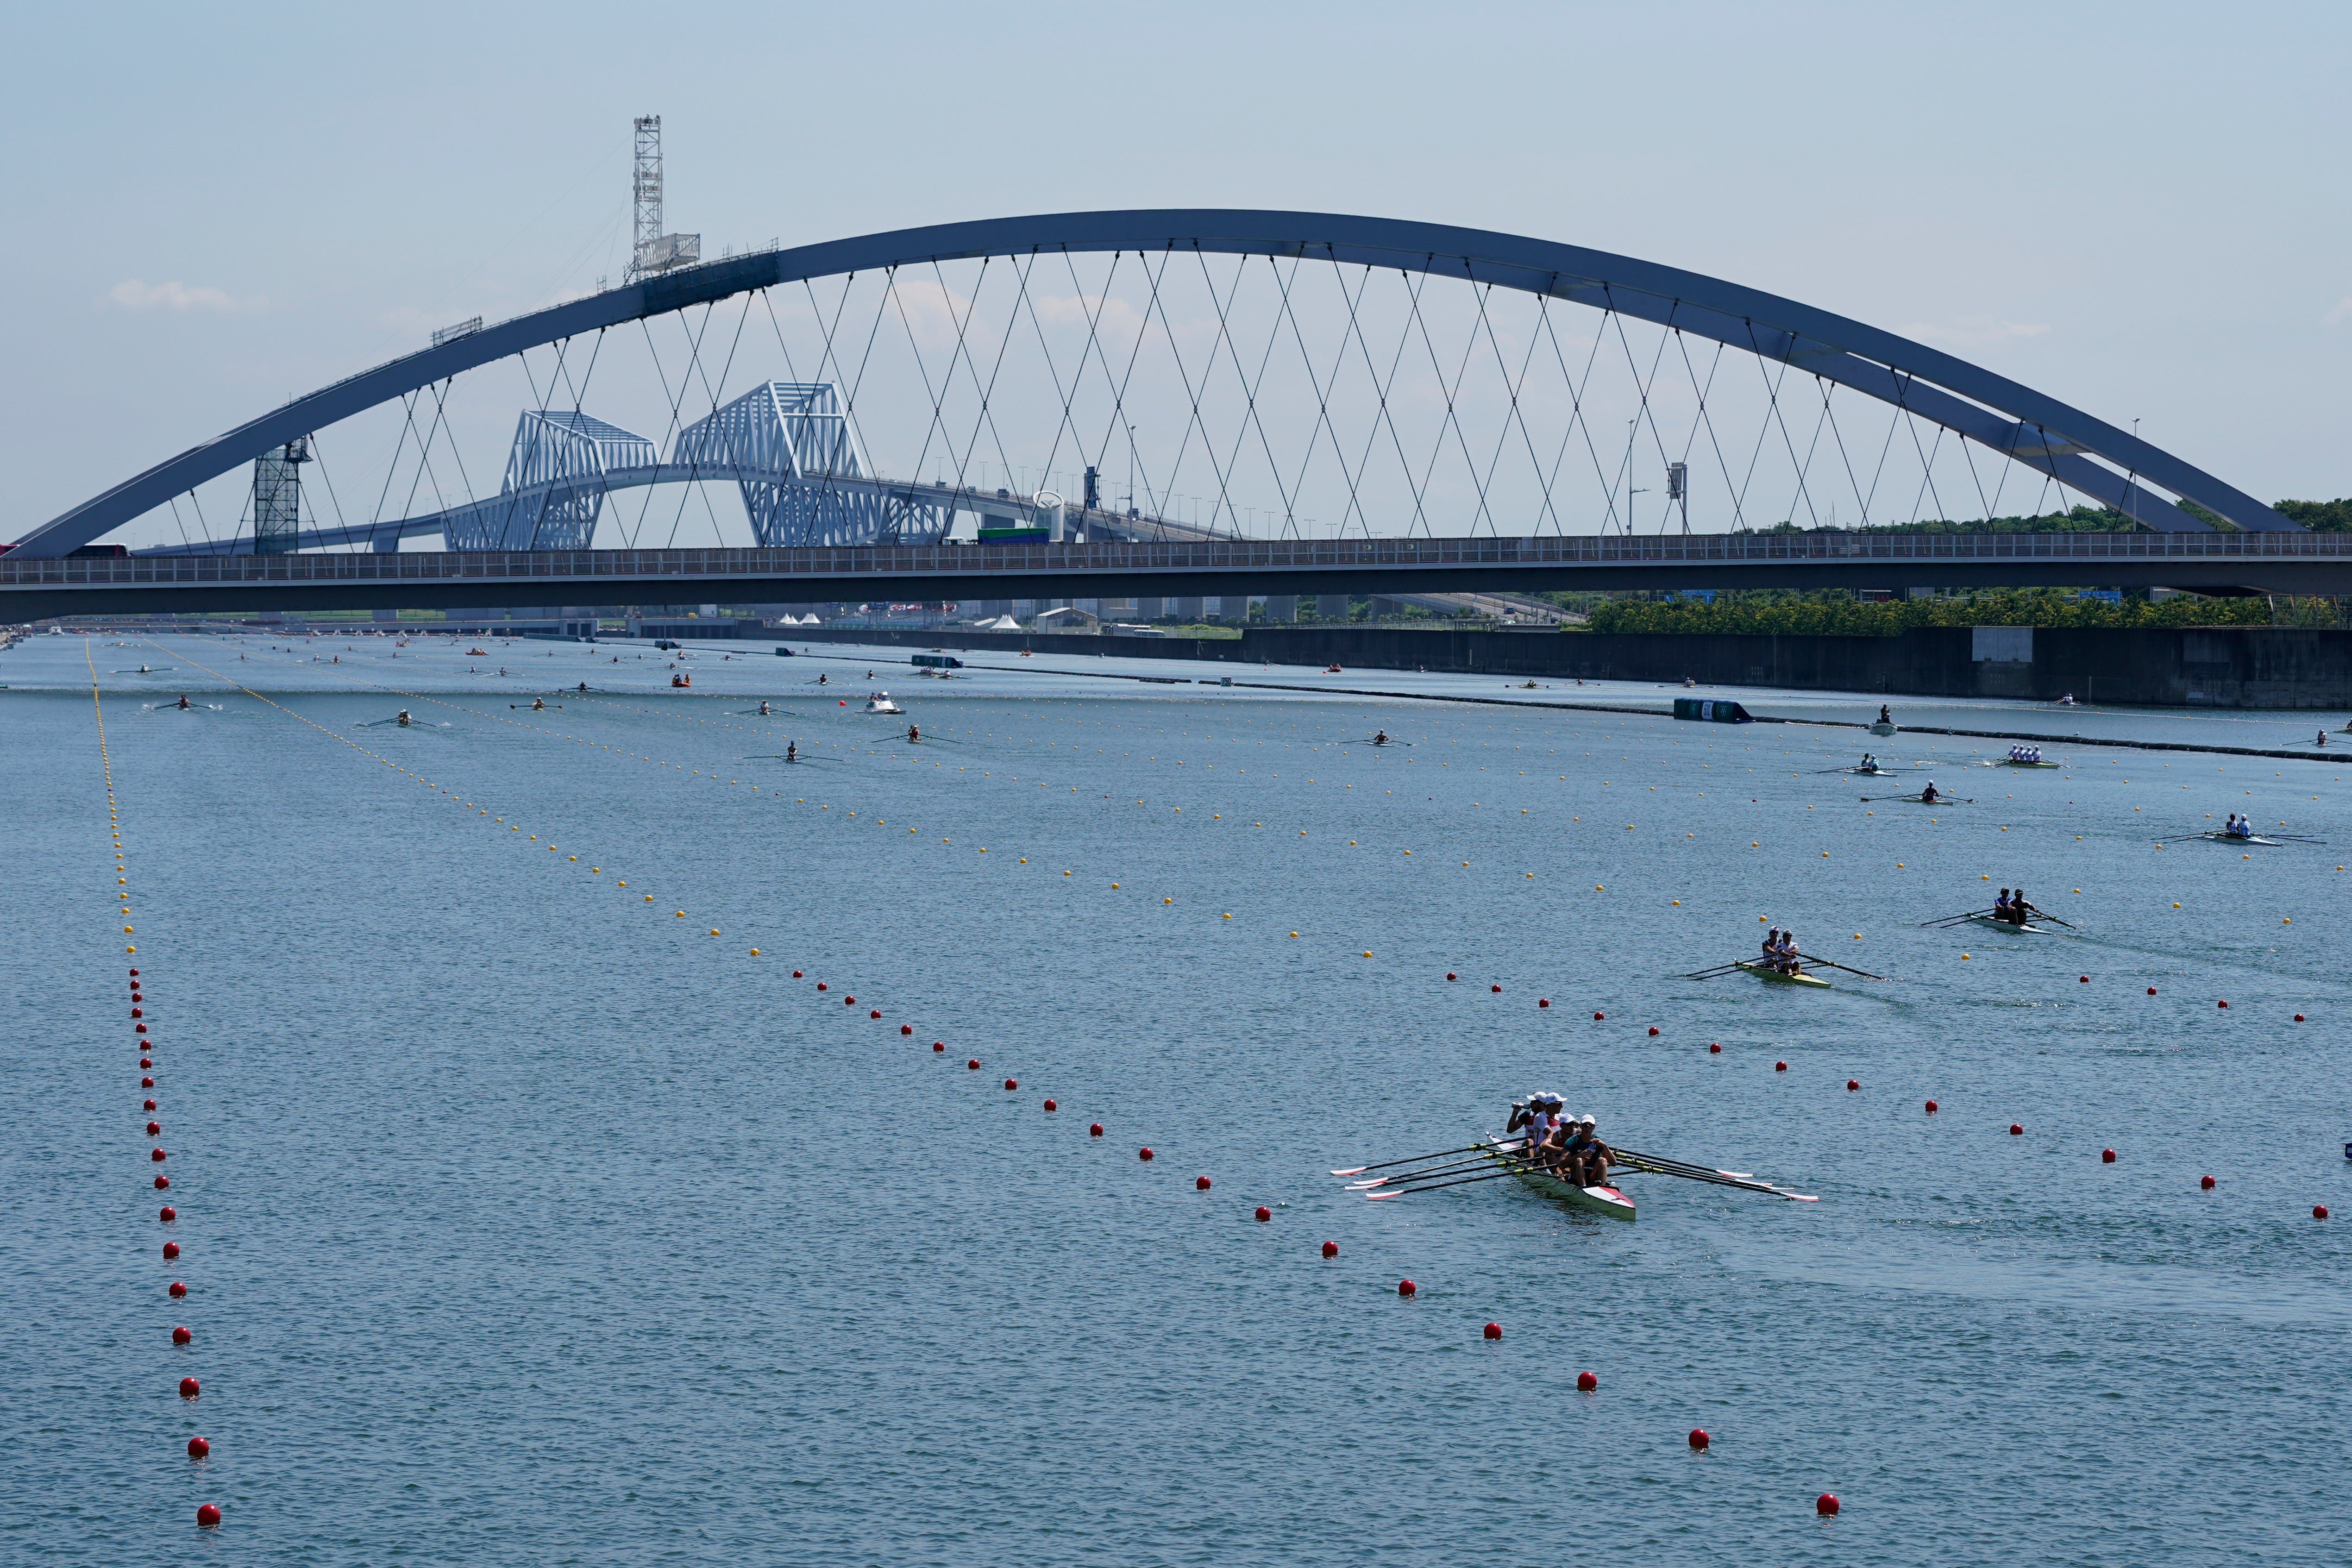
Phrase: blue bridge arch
[{"left": 7, "top": 209, "right": 2295, "bottom": 557}]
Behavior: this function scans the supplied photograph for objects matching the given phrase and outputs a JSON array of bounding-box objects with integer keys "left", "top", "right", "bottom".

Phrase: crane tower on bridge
[{"left": 625, "top": 115, "right": 700, "bottom": 284}]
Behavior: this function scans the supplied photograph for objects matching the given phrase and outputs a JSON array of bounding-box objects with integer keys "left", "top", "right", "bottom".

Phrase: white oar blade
[{"left": 1329, "top": 1166, "right": 1367, "bottom": 1177}]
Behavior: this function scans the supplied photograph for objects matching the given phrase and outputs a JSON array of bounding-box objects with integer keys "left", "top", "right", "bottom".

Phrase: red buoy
[
  {"left": 129, "top": 968, "right": 139, "bottom": 976},
  {"left": 1397, "top": 1279, "right": 1416, "bottom": 1297},
  {"left": 2319, "top": 1205, "right": 2333, "bottom": 1219},
  {"left": 148, "top": 1120, "right": 161, "bottom": 1135},
  {"left": 815, "top": 982, "right": 827, "bottom": 991},
  {"left": 159, "top": 1205, "right": 176, "bottom": 1223},
  {"left": 135, "top": 1022, "right": 146, "bottom": 1034},
  {"left": 792, "top": 970, "right": 802, "bottom": 978},
  {"left": 1775, "top": 1060, "right": 1787, "bottom": 1072},
  {"left": 1322, "top": 1241, "right": 1338, "bottom": 1258},
  {"left": 2102, "top": 1148, "right": 2117, "bottom": 1163},
  {"left": 2079, "top": 975, "right": 2090, "bottom": 984},
  {"left": 1576, "top": 1370, "right": 1598, "bottom": 1392},
  {"left": 1925, "top": 1100, "right": 1938, "bottom": 1114},
  {"left": 196, "top": 1502, "right": 221, "bottom": 1528},
  {"left": 1709, "top": 1042, "right": 1721, "bottom": 1054},
  {"left": 868, "top": 1008, "right": 880, "bottom": 1018},
  {"left": 1139, "top": 1147, "right": 1154, "bottom": 1161},
  {"left": 1593, "top": 1011, "right": 1605, "bottom": 1021},
  {"left": 2147, "top": 986, "right": 2157, "bottom": 995},
  {"left": 967, "top": 1058, "right": 980, "bottom": 1070},
  {"left": 1846, "top": 1079, "right": 1859, "bottom": 1092},
  {"left": 169, "top": 1280, "right": 186, "bottom": 1298},
  {"left": 1004, "top": 1078, "right": 1017, "bottom": 1091},
  {"left": 1817, "top": 1493, "right": 1839, "bottom": 1517},
  {"left": 151, "top": 1148, "right": 167, "bottom": 1162},
  {"left": 1196, "top": 1175, "right": 1212, "bottom": 1190},
  {"left": 2200, "top": 1174, "right": 2216, "bottom": 1190},
  {"left": 131, "top": 1007, "right": 143, "bottom": 1018},
  {"left": 2294, "top": 1014, "right": 2305, "bottom": 1022},
  {"left": 178, "top": 1376, "right": 200, "bottom": 1399},
  {"left": 142, "top": 1077, "right": 153, "bottom": 1088},
  {"left": 144, "top": 1098, "right": 157, "bottom": 1111},
  {"left": 139, "top": 1058, "right": 151, "bottom": 1069},
  {"left": 1255, "top": 1205, "right": 1272, "bottom": 1222},
  {"left": 1647, "top": 1026, "right": 1659, "bottom": 1036},
  {"left": 933, "top": 1041, "right": 944, "bottom": 1052},
  {"left": 1043, "top": 1099, "right": 1057, "bottom": 1112},
  {"left": 154, "top": 1174, "right": 169, "bottom": 1190},
  {"left": 163, "top": 1241, "right": 179, "bottom": 1260},
  {"left": 2218, "top": 999, "right": 2229, "bottom": 1009},
  {"left": 1538, "top": 998, "right": 1550, "bottom": 1008},
  {"left": 900, "top": 1024, "right": 912, "bottom": 1035},
  {"left": 2009, "top": 1123, "right": 2024, "bottom": 1135},
  {"left": 186, "top": 1436, "right": 208, "bottom": 1460},
  {"left": 1689, "top": 1428, "right": 1710, "bottom": 1451},
  {"left": 1090, "top": 1123, "right": 1104, "bottom": 1137},
  {"left": 1446, "top": 972, "right": 1457, "bottom": 981},
  {"left": 172, "top": 1325, "right": 192, "bottom": 1345},
  {"left": 1483, "top": 1321, "right": 1502, "bottom": 1340},
  {"left": 1491, "top": 985, "right": 1501, "bottom": 993}
]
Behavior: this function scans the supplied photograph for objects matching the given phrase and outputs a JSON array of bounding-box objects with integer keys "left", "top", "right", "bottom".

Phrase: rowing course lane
[{"left": 4, "top": 631, "right": 2348, "bottom": 1564}]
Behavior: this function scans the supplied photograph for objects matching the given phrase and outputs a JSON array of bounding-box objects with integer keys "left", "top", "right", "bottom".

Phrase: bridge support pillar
[
  {"left": 1315, "top": 593, "right": 1350, "bottom": 622},
  {"left": 1263, "top": 595, "right": 1297, "bottom": 622}
]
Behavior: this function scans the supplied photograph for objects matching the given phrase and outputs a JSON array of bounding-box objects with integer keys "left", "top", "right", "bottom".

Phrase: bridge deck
[{"left": 8, "top": 531, "right": 2350, "bottom": 620}]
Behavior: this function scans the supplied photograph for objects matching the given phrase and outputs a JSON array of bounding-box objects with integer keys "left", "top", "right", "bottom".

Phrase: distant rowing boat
[
  {"left": 1736, "top": 960, "right": 1831, "bottom": 989},
  {"left": 1477, "top": 1141, "right": 1637, "bottom": 1221},
  {"left": 2000, "top": 759, "right": 2063, "bottom": 768},
  {"left": 2198, "top": 831, "right": 2281, "bottom": 846},
  {"left": 1966, "top": 914, "right": 2063, "bottom": 935}
]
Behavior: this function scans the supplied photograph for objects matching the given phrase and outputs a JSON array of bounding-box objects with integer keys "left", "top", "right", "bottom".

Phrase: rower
[
  {"left": 1777, "top": 929, "right": 1802, "bottom": 973},
  {"left": 1859, "top": 752, "right": 1876, "bottom": 771},
  {"left": 1762, "top": 927, "right": 1783, "bottom": 971},
  {"left": 784, "top": 740, "right": 798, "bottom": 763},
  {"left": 1878, "top": 703, "right": 1892, "bottom": 725},
  {"left": 396, "top": 710, "right": 412, "bottom": 727},
  {"left": 817, "top": 673, "right": 828, "bottom": 684},
  {"left": 1373, "top": 729, "right": 1389, "bottom": 746},
  {"left": 175, "top": 695, "right": 191, "bottom": 710},
  {"left": 1574, "top": 1118, "right": 1614, "bottom": 1186},
  {"left": 907, "top": 724, "right": 921, "bottom": 743},
  {"left": 2011, "top": 888, "right": 2042, "bottom": 925},
  {"left": 758, "top": 701, "right": 771, "bottom": 716},
  {"left": 1992, "top": 888, "right": 2013, "bottom": 920},
  {"left": 1920, "top": 780, "right": 1940, "bottom": 803},
  {"left": 577, "top": 682, "right": 590, "bottom": 693},
  {"left": 531, "top": 697, "right": 546, "bottom": 710}
]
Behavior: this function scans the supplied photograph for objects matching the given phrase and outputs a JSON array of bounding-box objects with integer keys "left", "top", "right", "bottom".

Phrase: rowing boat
[
  {"left": 1965, "top": 914, "right": 2062, "bottom": 934},
  {"left": 2000, "top": 759, "right": 2062, "bottom": 768},
  {"left": 1736, "top": 960, "right": 1832, "bottom": 989},
  {"left": 2198, "top": 832, "right": 2281, "bottom": 846},
  {"left": 1478, "top": 1141, "right": 1637, "bottom": 1221},
  {"left": 1869, "top": 720, "right": 1896, "bottom": 736}
]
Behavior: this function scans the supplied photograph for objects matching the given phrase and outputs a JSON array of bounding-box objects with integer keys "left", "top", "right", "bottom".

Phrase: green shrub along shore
[{"left": 1577, "top": 501, "right": 2351, "bottom": 635}]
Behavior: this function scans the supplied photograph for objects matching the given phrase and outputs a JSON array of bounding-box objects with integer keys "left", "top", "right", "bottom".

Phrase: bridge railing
[{"left": 8, "top": 530, "right": 2351, "bottom": 589}]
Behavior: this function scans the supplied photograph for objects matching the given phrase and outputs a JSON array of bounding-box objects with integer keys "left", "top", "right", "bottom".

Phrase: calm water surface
[{"left": 6, "top": 629, "right": 2348, "bottom": 1565}]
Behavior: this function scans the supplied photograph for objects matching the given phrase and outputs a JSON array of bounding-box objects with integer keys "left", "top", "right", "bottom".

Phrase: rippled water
[{"left": 8, "top": 628, "right": 2348, "bottom": 1565}]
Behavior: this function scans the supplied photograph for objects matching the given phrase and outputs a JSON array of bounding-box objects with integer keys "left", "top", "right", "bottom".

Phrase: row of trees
[{"left": 1582, "top": 588, "right": 2336, "bottom": 635}]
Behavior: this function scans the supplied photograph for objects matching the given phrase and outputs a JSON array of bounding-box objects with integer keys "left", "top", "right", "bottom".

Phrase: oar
[
  {"left": 2020, "top": 909, "right": 2080, "bottom": 928},
  {"left": 1680, "top": 961, "right": 1749, "bottom": 980},
  {"left": 1920, "top": 911, "right": 1995, "bottom": 927},
  {"left": 1348, "top": 1151, "right": 1511, "bottom": 1188},
  {"left": 1795, "top": 952, "right": 1888, "bottom": 980},
  {"left": 1366, "top": 1167, "right": 1530, "bottom": 1199},
  {"left": 1611, "top": 1152, "right": 1818, "bottom": 1202},
  {"left": 1330, "top": 1141, "right": 1500, "bottom": 1178}
]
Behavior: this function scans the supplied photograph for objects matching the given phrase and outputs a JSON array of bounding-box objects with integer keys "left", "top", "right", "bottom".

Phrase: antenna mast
[{"left": 625, "top": 115, "right": 699, "bottom": 284}]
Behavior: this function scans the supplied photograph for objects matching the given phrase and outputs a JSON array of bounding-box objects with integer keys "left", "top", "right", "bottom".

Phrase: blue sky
[{"left": 5, "top": 0, "right": 2347, "bottom": 545}]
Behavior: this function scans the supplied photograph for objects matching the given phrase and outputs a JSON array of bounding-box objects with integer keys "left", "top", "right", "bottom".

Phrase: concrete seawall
[{"left": 784, "top": 624, "right": 2352, "bottom": 709}]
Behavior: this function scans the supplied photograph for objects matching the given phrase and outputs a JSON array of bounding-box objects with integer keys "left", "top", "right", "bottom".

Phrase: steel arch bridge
[{"left": 9, "top": 208, "right": 2297, "bottom": 563}]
